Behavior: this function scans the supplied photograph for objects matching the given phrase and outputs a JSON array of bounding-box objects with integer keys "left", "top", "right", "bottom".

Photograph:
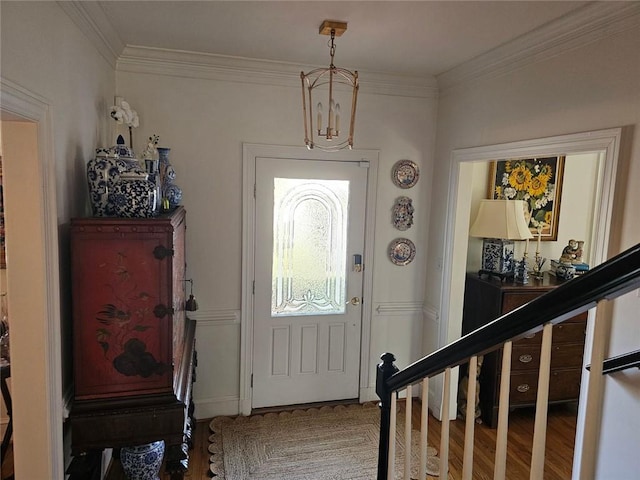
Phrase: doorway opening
[
  {"left": 241, "top": 144, "right": 379, "bottom": 415},
  {"left": 438, "top": 128, "right": 621, "bottom": 478},
  {"left": 1, "top": 80, "right": 64, "bottom": 479}
]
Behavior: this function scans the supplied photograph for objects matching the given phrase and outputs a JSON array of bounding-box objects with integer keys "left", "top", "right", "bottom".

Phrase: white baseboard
[
  {"left": 359, "top": 386, "right": 378, "bottom": 403},
  {"left": 194, "top": 395, "right": 241, "bottom": 419},
  {"left": 429, "top": 388, "right": 442, "bottom": 420}
]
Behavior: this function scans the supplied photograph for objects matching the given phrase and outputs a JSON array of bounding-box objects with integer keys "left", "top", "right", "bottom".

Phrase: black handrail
[
  {"left": 388, "top": 243, "right": 639, "bottom": 391},
  {"left": 376, "top": 243, "right": 640, "bottom": 479},
  {"left": 587, "top": 348, "right": 640, "bottom": 375}
]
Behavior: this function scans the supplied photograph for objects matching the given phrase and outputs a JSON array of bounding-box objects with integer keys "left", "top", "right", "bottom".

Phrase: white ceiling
[{"left": 96, "top": 1, "right": 590, "bottom": 78}]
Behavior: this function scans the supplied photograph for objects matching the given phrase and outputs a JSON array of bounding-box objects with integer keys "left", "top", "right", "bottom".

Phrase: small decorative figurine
[
  {"left": 514, "top": 257, "right": 529, "bottom": 284},
  {"left": 560, "top": 239, "right": 580, "bottom": 263}
]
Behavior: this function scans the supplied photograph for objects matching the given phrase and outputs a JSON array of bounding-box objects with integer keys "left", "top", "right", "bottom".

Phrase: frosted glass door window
[{"left": 272, "top": 178, "right": 349, "bottom": 316}]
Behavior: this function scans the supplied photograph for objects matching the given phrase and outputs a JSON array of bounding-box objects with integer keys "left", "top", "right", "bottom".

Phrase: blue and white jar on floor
[{"left": 120, "top": 440, "right": 165, "bottom": 480}]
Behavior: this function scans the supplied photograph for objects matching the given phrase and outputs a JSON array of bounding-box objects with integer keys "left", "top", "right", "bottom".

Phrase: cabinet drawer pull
[
  {"left": 517, "top": 384, "right": 530, "bottom": 393},
  {"left": 519, "top": 354, "right": 533, "bottom": 363}
]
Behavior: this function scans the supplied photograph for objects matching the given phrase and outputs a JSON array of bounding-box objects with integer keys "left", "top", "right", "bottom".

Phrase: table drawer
[
  {"left": 553, "top": 321, "right": 586, "bottom": 343},
  {"left": 502, "top": 292, "right": 542, "bottom": 313},
  {"left": 508, "top": 368, "right": 582, "bottom": 405},
  {"left": 510, "top": 343, "right": 585, "bottom": 371},
  {"left": 513, "top": 314, "right": 587, "bottom": 346}
]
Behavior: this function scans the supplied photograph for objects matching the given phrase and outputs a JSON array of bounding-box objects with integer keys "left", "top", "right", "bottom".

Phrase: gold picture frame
[{"left": 488, "top": 156, "right": 565, "bottom": 241}]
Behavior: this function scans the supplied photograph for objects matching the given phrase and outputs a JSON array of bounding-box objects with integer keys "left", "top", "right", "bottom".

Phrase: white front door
[{"left": 252, "top": 157, "right": 368, "bottom": 409}]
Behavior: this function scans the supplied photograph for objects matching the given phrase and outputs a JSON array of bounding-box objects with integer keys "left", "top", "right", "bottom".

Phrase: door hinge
[
  {"left": 252, "top": 280, "right": 255, "bottom": 295},
  {"left": 251, "top": 374, "right": 253, "bottom": 388},
  {"left": 254, "top": 183, "right": 256, "bottom": 198},
  {"left": 359, "top": 161, "right": 370, "bottom": 168}
]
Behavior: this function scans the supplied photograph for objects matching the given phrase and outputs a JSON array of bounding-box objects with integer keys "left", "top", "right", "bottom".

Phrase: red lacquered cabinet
[
  {"left": 67, "top": 207, "right": 196, "bottom": 479},
  {"left": 71, "top": 206, "right": 186, "bottom": 399}
]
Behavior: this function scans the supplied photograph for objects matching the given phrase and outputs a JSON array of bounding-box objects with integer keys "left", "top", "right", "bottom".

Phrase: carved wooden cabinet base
[{"left": 67, "top": 208, "right": 196, "bottom": 479}]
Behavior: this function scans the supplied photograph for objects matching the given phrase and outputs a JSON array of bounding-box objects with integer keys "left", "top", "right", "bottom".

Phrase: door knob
[{"left": 349, "top": 297, "right": 361, "bottom": 306}]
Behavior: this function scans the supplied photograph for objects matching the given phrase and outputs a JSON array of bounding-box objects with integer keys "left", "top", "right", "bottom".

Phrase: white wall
[
  {"left": 429, "top": 24, "right": 640, "bottom": 478},
  {"left": 1, "top": 2, "right": 115, "bottom": 478},
  {"left": 465, "top": 153, "right": 600, "bottom": 272},
  {"left": 116, "top": 51, "right": 438, "bottom": 416}
]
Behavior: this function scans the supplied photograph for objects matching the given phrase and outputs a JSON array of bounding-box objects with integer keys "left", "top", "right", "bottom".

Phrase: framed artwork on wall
[{"left": 488, "top": 156, "right": 565, "bottom": 241}]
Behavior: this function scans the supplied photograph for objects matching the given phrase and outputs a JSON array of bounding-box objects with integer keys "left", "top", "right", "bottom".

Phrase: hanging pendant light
[{"left": 301, "top": 21, "right": 359, "bottom": 152}]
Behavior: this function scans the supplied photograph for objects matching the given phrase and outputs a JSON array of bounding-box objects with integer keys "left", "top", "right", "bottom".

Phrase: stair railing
[
  {"left": 587, "top": 348, "right": 640, "bottom": 375},
  {"left": 376, "top": 242, "right": 640, "bottom": 480}
]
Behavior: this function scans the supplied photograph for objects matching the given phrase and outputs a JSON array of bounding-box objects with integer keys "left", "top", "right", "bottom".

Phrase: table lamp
[{"left": 469, "top": 199, "right": 533, "bottom": 280}]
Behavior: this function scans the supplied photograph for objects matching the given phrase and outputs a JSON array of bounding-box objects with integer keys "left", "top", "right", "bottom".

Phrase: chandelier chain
[{"left": 329, "top": 29, "right": 336, "bottom": 67}]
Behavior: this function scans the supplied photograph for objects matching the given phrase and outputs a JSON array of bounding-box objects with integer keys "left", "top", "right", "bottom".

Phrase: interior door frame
[
  {"left": 0, "top": 78, "right": 64, "bottom": 478},
  {"left": 438, "top": 127, "right": 622, "bottom": 477},
  {"left": 241, "top": 144, "right": 379, "bottom": 415}
]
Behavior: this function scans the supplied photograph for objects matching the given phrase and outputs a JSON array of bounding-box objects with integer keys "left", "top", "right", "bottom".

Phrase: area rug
[{"left": 208, "top": 402, "right": 439, "bottom": 479}]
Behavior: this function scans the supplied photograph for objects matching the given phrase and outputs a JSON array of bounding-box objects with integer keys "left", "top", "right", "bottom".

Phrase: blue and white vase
[
  {"left": 120, "top": 440, "right": 165, "bottom": 480},
  {"left": 157, "top": 147, "right": 182, "bottom": 211}
]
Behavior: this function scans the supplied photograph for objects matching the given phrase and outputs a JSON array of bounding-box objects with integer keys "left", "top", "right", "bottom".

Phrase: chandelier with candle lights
[{"left": 300, "top": 21, "right": 359, "bottom": 152}]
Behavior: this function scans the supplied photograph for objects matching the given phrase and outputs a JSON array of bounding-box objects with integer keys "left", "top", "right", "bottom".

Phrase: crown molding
[
  {"left": 117, "top": 45, "right": 438, "bottom": 99},
  {"left": 57, "top": 1, "right": 125, "bottom": 69},
  {"left": 438, "top": 2, "right": 640, "bottom": 93}
]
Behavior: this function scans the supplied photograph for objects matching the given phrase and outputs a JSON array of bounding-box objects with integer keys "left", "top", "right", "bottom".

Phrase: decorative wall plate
[
  {"left": 391, "top": 159, "right": 419, "bottom": 189},
  {"left": 388, "top": 238, "right": 416, "bottom": 266},
  {"left": 392, "top": 196, "right": 414, "bottom": 231}
]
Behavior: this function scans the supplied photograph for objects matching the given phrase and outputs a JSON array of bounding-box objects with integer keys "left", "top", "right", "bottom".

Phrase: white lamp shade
[{"left": 469, "top": 200, "right": 533, "bottom": 240}]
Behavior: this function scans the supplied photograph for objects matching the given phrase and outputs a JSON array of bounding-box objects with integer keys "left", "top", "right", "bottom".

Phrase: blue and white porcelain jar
[
  {"left": 556, "top": 262, "right": 576, "bottom": 280},
  {"left": 110, "top": 176, "right": 158, "bottom": 218},
  {"left": 120, "top": 440, "right": 165, "bottom": 480},
  {"left": 86, "top": 149, "right": 128, "bottom": 216}
]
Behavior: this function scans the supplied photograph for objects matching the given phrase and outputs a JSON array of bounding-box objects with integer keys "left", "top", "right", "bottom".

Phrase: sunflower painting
[{"left": 488, "top": 156, "right": 565, "bottom": 240}]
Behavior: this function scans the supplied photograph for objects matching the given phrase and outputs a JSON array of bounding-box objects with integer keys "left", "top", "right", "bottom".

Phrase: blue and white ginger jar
[
  {"left": 86, "top": 149, "right": 128, "bottom": 217},
  {"left": 120, "top": 440, "right": 165, "bottom": 480}
]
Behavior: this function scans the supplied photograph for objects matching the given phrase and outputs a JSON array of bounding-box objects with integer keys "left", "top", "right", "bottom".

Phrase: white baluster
[
  {"left": 462, "top": 356, "right": 478, "bottom": 480},
  {"left": 530, "top": 323, "right": 553, "bottom": 479},
  {"left": 577, "top": 301, "right": 608, "bottom": 478},
  {"left": 440, "top": 368, "right": 451, "bottom": 478},
  {"left": 420, "top": 378, "right": 429, "bottom": 480},
  {"left": 405, "top": 384, "right": 412, "bottom": 480},
  {"left": 494, "top": 341, "right": 512, "bottom": 480}
]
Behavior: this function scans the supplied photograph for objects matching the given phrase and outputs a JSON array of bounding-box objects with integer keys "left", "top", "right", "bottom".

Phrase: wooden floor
[
  {"left": 0, "top": 441, "right": 13, "bottom": 480},
  {"left": 104, "top": 401, "right": 577, "bottom": 480}
]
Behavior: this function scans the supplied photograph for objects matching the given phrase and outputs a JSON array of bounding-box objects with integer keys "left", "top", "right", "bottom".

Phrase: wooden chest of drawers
[{"left": 462, "top": 273, "right": 587, "bottom": 427}]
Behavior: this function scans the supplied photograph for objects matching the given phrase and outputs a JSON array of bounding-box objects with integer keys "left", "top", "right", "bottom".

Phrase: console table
[{"left": 462, "top": 272, "right": 587, "bottom": 427}]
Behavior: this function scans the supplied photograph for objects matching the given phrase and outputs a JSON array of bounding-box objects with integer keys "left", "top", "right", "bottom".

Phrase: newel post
[{"left": 376, "top": 352, "right": 399, "bottom": 480}]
